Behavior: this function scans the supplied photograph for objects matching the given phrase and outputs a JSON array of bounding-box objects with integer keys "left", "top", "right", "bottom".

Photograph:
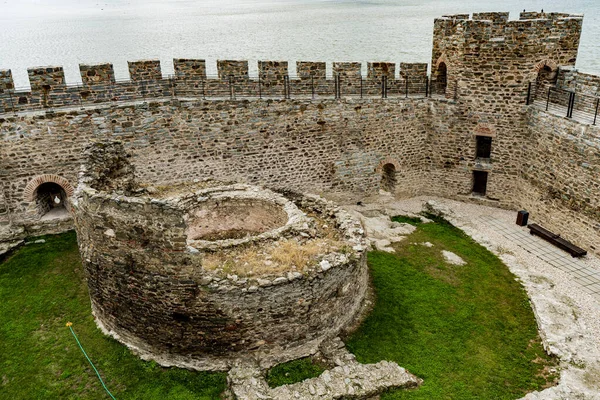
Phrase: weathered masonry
[
  {"left": 1, "top": 11, "right": 599, "bottom": 255},
  {"left": 72, "top": 142, "right": 369, "bottom": 371}
]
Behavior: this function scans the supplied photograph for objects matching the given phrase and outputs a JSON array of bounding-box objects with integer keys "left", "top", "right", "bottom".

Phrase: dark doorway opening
[
  {"left": 476, "top": 136, "right": 492, "bottom": 159},
  {"left": 472, "top": 171, "right": 488, "bottom": 196},
  {"left": 35, "top": 182, "right": 67, "bottom": 219},
  {"left": 436, "top": 62, "right": 448, "bottom": 94},
  {"left": 381, "top": 163, "right": 397, "bottom": 192},
  {"left": 536, "top": 64, "right": 557, "bottom": 96}
]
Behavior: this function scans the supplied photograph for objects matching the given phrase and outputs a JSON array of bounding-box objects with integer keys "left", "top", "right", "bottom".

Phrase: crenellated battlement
[
  {"left": 430, "top": 11, "right": 583, "bottom": 101},
  {"left": 1, "top": 11, "right": 600, "bottom": 264},
  {"left": 0, "top": 58, "right": 431, "bottom": 114},
  {"left": 434, "top": 11, "right": 583, "bottom": 44},
  {"left": 0, "top": 10, "right": 586, "bottom": 115}
]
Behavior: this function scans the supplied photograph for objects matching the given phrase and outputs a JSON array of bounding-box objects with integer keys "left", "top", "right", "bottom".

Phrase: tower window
[{"left": 476, "top": 136, "right": 492, "bottom": 159}]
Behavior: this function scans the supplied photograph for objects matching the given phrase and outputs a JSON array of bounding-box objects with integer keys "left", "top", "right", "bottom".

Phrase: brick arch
[
  {"left": 534, "top": 59, "right": 558, "bottom": 73},
  {"left": 24, "top": 174, "right": 74, "bottom": 202},
  {"left": 435, "top": 54, "right": 450, "bottom": 70},
  {"left": 474, "top": 123, "right": 497, "bottom": 137},
  {"left": 375, "top": 157, "right": 401, "bottom": 172}
]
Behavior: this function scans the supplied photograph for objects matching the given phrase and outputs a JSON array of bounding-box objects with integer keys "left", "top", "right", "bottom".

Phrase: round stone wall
[{"left": 72, "top": 144, "right": 368, "bottom": 371}]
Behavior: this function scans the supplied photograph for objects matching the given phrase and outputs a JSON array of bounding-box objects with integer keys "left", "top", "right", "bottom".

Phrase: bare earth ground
[{"left": 339, "top": 194, "right": 600, "bottom": 400}]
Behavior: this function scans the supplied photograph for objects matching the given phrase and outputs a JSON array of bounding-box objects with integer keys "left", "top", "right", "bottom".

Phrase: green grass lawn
[
  {"left": 346, "top": 215, "right": 558, "bottom": 399},
  {"left": 1, "top": 218, "right": 557, "bottom": 400},
  {"left": 0, "top": 231, "right": 226, "bottom": 400},
  {"left": 266, "top": 357, "right": 326, "bottom": 388}
]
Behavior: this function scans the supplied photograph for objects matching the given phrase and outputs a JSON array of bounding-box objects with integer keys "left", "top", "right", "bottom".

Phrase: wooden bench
[{"left": 527, "top": 223, "right": 587, "bottom": 258}]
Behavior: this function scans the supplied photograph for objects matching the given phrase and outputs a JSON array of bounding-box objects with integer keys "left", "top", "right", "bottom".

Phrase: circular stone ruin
[{"left": 72, "top": 142, "right": 368, "bottom": 371}]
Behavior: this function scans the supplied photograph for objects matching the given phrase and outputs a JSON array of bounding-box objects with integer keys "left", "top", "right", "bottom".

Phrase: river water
[{"left": 1, "top": 0, "right": 599, "bottom": 88}]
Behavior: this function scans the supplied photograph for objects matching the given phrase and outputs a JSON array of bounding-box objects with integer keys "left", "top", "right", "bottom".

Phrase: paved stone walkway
[{"left": 480, "top": 216, "right": 600, "bottom": 303}]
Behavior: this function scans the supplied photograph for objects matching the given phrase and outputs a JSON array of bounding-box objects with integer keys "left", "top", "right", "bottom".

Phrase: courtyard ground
[{"left": 1, "top": 196, "right": 599, "bottom": 399}]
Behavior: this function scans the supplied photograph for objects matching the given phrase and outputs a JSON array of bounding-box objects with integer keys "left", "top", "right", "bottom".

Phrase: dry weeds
[{"left": 201, "top": 215, "right": 348, "bottom": 277}]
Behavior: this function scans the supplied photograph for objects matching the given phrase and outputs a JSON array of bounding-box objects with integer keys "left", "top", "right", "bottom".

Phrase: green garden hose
[{"left": 66, "top": 322, "right": 117, "bottom": 400}]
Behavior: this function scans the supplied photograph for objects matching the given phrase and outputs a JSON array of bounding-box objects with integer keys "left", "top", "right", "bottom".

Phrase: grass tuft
[{"left": 266, "top": 357, "right": 326, "bottom": 388}]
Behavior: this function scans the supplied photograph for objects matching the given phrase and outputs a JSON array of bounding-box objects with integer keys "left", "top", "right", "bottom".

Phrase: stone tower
[{"left": 428, "top": 12, "right": 583, "bottom": 201}]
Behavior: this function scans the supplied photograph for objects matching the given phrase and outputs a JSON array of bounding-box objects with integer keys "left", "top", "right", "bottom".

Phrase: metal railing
[
  {"left": 527, "top": 81, "right": 600, "bottom": 125},
  {"left": 0, "top": 74, "right": 450, "bottom": 115}
]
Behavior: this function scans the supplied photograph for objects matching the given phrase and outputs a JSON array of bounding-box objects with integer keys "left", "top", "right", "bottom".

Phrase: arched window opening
[
  {"left": 436, "top": 62, "right": 448, "bottom": 94},
  {"left": 35, "top": 182, "right": 68, "bottom": 220},
  {"left": 381, "top": 163, "right": 397, "bottom": 193},
  {"left": 537, "top": 65, "right": 557, "bottom": 84},
  {"left": 536, "top": 64, "right": 557, "bottom": 96}
]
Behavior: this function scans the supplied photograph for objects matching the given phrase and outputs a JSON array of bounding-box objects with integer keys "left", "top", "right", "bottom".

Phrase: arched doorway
[
  {"left": 435, "top": 62, "right": 448, "bottom": 94},
  {"left": 535, "top": 61, "right": 558, "bottom": 98},
  {"left": 537, "top": 65, "right": 557, "bottom": 83},
  {"left": 381, "top": 163, "right": 397, "bottom": 192},
  {"left": 24, "top": 174, "right": 74, "bottom": 220},
  {"left": 35, "top": 182, "right": 68, "bottom": 219}
]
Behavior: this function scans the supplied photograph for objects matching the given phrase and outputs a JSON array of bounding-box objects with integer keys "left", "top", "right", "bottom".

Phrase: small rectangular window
[
  {"left": 473, "top": 171, "right": 488, "bottom": 196},
  {"left": 476, "top": 136, "right": 492, "bottom": 159}
]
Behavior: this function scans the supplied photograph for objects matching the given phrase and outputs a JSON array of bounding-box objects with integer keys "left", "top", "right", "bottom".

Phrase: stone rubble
[
  {"left": 227, "top": 337, "right": 422, "bottom": 400},
  {"left": 344, "top": 206, "right": 417, "bottom": 253},
  {"left": 442, "top": 250, "right": 466, "bottom": 266}
]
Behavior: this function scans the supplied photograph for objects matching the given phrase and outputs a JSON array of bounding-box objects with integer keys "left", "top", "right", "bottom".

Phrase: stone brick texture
[
  {"left": 128, "top": 60, "right": 162, "bottom": 82},
  {"left": 296, "top": 61, "right": 330, "bottom": 95},
  {"left": 332, "top": 62, "right": 362, "bottom": 95},
  {"left": 79, "top": 63, "right": 116, "bottom": 86},
  {"left": 173, "top": 58, "right": 206, "bottom": 80},
  {"left": 217, "top": 60, "right": 249, "bottom": 80},
  {"left": 0, "top": 69, "right": 14, "bottom": 92},
  {"left": 258, "top": 61, "right": 288, "bottom": 96},
  {"left": 1, "top": 11, "right": 599, "bottom": 255},
  {"left": 26, "top": 66, "right": 66, "bottom": 108},
  {"left": 0, "top": 70, "right": 14, "bottom": 114},
  {"left": 297, "top": 61, "right": 326, "bottom": 80}
]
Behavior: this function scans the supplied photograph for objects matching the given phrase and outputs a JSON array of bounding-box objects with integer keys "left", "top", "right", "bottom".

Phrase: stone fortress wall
[
  {"left": 0, "top": 59, "right": 430, "bottom": 114},
  {"left": 1, "top": 10, "right": 599, "bottom": 254}
]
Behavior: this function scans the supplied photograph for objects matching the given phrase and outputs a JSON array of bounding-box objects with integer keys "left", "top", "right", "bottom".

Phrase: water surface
[{"left": 1, "top": 0, "right": 598, "bottom": 88}]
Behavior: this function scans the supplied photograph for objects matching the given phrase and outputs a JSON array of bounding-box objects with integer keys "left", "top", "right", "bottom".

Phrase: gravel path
[{"left": 342, "top": 195, "right": 600, "bottom": 400}]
